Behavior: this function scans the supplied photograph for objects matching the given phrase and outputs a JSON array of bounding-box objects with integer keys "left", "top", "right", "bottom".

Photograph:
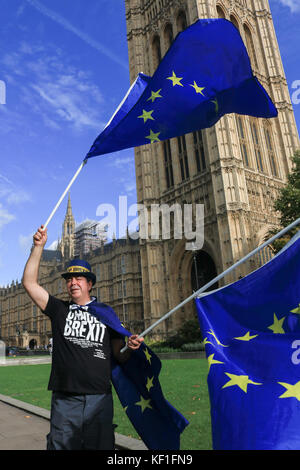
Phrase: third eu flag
[
  {"left": 195, "top": 232, "right": 300, "bottom": 450},
  {"left": 86, "top": 18, "right": 277, "bottom": 159}
]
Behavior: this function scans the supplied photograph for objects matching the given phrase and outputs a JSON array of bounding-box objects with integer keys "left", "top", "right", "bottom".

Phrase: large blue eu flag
[
  {"left": 195, "top": 232, "right": 300, "bottom": 450},
  {"left": 87, "top": 302, "right": 189, "bottom": 450},
  {"left": 86, "top": 18, "right": 277, "bottom": 159}
]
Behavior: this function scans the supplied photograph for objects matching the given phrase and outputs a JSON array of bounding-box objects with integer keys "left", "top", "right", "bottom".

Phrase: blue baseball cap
[{"left": 61, "top": 259, "right": 96, "bottom": 285}]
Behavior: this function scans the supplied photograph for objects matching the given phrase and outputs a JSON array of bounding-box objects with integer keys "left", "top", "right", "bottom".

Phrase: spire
[
  {"left": 66, "top": 192, "right": 73, "bottom": 216},
  {"left": 61, "top": 193, "right": 75, "bottom": 259}
]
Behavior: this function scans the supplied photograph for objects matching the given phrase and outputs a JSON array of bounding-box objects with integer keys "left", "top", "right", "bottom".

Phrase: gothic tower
[
  {"left": 125, "top": 0, "right": 300, "bottom": 338},
  {"left": 61, "top": 193, "right": 75, "bottom": 260}
]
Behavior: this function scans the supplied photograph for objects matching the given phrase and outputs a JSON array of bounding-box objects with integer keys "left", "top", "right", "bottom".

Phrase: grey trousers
[{"left": 47, "top": 392, "right": 115, "bottom": 450}]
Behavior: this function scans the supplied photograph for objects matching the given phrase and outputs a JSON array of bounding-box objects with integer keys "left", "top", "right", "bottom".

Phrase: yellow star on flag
[
  {"left": 190, "top": 81, "right": 205, "bottom": 96},
  {"left": 268, "top": 314, "right": 285, "bottom": 334},
  {"left": 147, "top": 89, "right": 162, "bottom": 103},
  {"left": 278, "top": 381, "right": 300, "bottom": 401},
  {"left": 222, "top": 373, "right": 262, "bottom": 393},
  {"left": 203, "top": 337, "right": 213, "bottom": 347},
  {"left": 146, "top": 129, "right": 161, "bottom": 144},
  {"left": 207, "top": 354, "right": 224, "bottom": 372},
  {"left": 138, "top": 109, "right": 155, "bottom": 123},
  {"left": 291, "top": 304, "right": 300, "bottom": 314},
  {"left": 167, "top": 71, "right": 184, "bottom": 87},
  {"left": 234, "top": 332, "right": 258, "bottom": 342},
  {"left": 208, "top": 330, "right": 228, "bottom": 347},
  {"left": 146, "top": 376, "right": 154, "bottom": 392},
  {"left": 135, "top": 396, "right": 152, "bottom": 413},
  {"left": 144, "top": 348, "right": 152, "bottom": 364}
]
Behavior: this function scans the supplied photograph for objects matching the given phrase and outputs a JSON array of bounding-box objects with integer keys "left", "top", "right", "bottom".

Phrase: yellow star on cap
[
  {"left": 234, "top": 332, "right": 258, "bottom": 342},
  {"left": 190, "top": 81, "right": 205, "bottom": 96},
  {"left": 278, "top": 381, "right": 300, "bottom": 401},
  {"left": 138, "top": 109, "right": 155, "bottom": 123},
  {"left": 222, "top": 373, "right": 262, "bottom": 393},
  {"left": 147, "top": 89, "right": 162, "bottom": 103},
  {"left": 146, "top": 129, "right": 161, "bottom": 144},
  {"left": 135, "top": 396, "right": 152, "bottom": 413},
  {"left": 167, "top": 71, "right": 184, "bottom": 87},
  {"left": 207, "top": 354, "right": 224, "bottom": 372},
  {"left": 268, "top": 314, "right": 285, "bottom": 334}
]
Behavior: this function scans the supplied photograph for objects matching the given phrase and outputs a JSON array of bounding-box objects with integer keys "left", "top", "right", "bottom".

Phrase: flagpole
[
  {"left": 43, "top": 159, "right": 88, "bottom": 229},
  {"left": 121, "top": 217, "right": 300, "bottom": 353}
]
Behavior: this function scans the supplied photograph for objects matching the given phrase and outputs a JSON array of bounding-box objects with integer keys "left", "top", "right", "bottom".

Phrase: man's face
[{"left": 66, "top": 275, "right": 92, "bottom": 303}]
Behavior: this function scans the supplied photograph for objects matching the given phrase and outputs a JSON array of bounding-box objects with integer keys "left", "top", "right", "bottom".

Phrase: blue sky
[{"left": 0, "top": 0, "right": 299, "bottom": 287}]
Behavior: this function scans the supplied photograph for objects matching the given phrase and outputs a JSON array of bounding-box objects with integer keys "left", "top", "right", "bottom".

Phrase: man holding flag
[
  {"left": 22, "top": 225, "right": 188, "bottom": 450},
  {"left": 22, "top": 225, "right": 143, "bottom": 450}
]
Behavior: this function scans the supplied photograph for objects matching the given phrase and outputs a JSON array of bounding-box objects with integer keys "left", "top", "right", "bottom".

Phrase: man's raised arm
[{"left": 22, "top": 225, "right": 49, "bottom": 312}]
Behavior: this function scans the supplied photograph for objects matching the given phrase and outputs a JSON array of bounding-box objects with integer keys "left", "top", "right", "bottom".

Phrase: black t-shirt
[{"left": 43, "top": 295, "right": 123, "bottom": 394}]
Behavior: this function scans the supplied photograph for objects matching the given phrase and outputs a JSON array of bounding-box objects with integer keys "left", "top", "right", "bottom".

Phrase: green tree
[{"left": 269, "top": 150, "right": 300, "bottom": 253}]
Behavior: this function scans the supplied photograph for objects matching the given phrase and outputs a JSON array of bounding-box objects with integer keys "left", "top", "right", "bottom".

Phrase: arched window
[
  {"left": 176, "top": 10, "right": 187, "bottom": 32},
  {"left": 152, "top": 35, "right": 161, "bottom": 71},
  {"left": 177, "top": 135, "right": 189, "bottom": 181},
  {"left": 264, "top": 124, "right": 278, "bottom": 177},
  {"left": 193, "top": 131, "right": 206, "bottom": 172},
  {"left": 216, "top": 5, "right": 226, "bottom": 19},
  {"left": 164, "top": 23, "right": 173, "bottom": 50},
  {"left": 250, "top": 119, "right": 265, "bottom": 173},
  {"left": 163, "top": 140, "right": 174, "bottom": 189},
  {"left": 230, "top": 14, "right": 239, "bottom": 31},
  {"left": 244, "top": 24, "right": 258, "bottom": 69},
  {"left": 237, "top": 116, "right": 250, "bottom": 168}
]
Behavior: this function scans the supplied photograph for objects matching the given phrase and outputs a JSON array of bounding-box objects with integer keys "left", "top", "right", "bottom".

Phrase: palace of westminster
[{"left": 0, "top": 0, "right": 299, "bottom": 349}]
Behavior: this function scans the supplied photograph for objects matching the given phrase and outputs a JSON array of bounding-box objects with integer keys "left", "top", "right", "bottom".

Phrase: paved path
[
  {"left": 0, "top": 394, "right": 147, "bottom": 451},
  {"left": 0, "top": 356, "right": 147, "bottom": 451},
  {"left": 0, "top": 400, "right": 49, "bottom": 450}
]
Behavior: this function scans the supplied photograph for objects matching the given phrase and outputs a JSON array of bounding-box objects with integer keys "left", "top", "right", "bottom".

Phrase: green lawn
[{"left": 0, "top": 358, "right": 212, "bottom": 450}]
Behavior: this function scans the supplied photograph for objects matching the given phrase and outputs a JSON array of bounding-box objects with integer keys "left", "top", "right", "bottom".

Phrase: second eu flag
[
  {"left": 195, "top": 232, "right": 300, "bottom": 450},
  {"left": 86, "top": 18, "right": 277, "bottom": 159}
]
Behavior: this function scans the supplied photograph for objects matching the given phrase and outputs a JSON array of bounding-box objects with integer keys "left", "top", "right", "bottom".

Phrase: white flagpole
[
  {"left": 43, "top": 159, "right": 88, "bottom": 229},
  {"left": 121, "top": 216, "right": 300, "bottom": 352}
]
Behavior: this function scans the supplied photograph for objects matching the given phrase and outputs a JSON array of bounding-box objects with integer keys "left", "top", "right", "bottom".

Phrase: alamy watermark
[
  {"left": 0, "top": 79, "right": 6, "bottom": 105},
  {"left": 291, "top": 80, "right": 300, "bottom": 105},
  {"left": 96, "top": 196, "right": 204, "bottom": 251}
]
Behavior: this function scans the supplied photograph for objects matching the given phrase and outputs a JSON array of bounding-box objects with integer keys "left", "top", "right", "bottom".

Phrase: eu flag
[
  {"left": 87, "top": 301, "right": 189, "bottom": 450},
  {"left": 195, "top": 232, "right": 300, "bottom": 450},
  {"left": 86, "top": 18, "right": 277, "bottom": 159}
]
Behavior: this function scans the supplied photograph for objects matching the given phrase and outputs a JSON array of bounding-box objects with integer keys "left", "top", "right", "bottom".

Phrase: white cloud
[
  {"left": 0, "top": 203, "right": 15, "bottom": 230},
  {"left": 1, "top": 43, "right": 107, "bottom": 132},
  {"left": 0, "top": 173, "right": 31, "bottom": 207},
  {"left": 274, "top": 0, "right": 300, "bottom": 12},
  {"left": 108, "top": 155, "right": 135, "bottom": 169},
  {"left": 19, "top": 232, "right": 34, "bottom": 253},
  {"left": 48, "top": 240, "right": 59, "bottom": 250},
  {"left": 25, "top": 0, "right": 128, "bottom": 70}
]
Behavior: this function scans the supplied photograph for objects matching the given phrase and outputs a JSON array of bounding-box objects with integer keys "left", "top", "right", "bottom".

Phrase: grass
[{"left": 0, "top": 358, "right": 212, "bottom": 450}]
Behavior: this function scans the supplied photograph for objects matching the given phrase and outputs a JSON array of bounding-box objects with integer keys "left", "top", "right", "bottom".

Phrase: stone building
[
  {"left": 125, "top": 0, "right": 299, "bottom": 337},
  {"left": 0, "top": 200, "right": 143, "bottom": 349},
  {"left": 0, "top": 0, "right": 299, "bottom": 347}
]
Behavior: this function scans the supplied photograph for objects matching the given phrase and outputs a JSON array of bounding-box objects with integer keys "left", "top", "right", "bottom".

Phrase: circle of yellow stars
[
  {"left": 135, "top": 69, "right": 217, "bottom": 145},
  {"left": 203, "top": 303, "right": 300, "bottom": 400}
]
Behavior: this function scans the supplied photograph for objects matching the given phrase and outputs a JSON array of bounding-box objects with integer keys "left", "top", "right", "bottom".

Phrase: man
[{"left": 22, "top": 225, "right": 143, "bottom": 450}]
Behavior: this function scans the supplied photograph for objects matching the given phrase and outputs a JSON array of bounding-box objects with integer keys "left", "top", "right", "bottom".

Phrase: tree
[{"left": 269, "top": 151, "right": 300, "bottom": 253}]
